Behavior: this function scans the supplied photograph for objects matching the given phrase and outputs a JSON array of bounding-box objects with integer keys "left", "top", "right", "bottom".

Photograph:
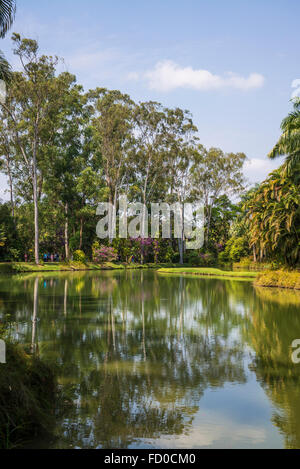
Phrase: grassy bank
[
  {"left": 3, "top": 263, "right": 299, "bottom": 290},
  {"left": 0, "top": 261, "right": 125, "bottom": 274},
  {"left": 255, "top": 270, "right": 300, "bottom": 290},
  {"left": 158, "top": 267, "right": 258, "bottom": 279},
  {"left": 0, "top": 341, "right": 57, "bottom": 449},
  {"left": 0, "top": 262, "right": 188, "bottom": 274}
]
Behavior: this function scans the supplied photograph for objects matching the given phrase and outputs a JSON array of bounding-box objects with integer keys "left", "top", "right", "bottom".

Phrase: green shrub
[
  {"left": 0, "top": 341, "right": 57, "bottom": 448},
  {"left": 164, "top": 247, "right": 175, "bottom": 264},
  {"left": 172, "top": 252, "right": 180, "bottom": 263},
  {"left": 73, "top": 250, "right": 86, "bottom": 263},
  {"left": 220, "top": 237, "right": 249, "bottom": 263},
  {"left": 8, "top": 248, "right": 21, "bottom": 262},
  {"left": 255, "top": 270, "right": 300, "bottom": 289},
  {"left": 237, "top": 257, "right": 251, "bottom": 266},
  {"left": 186, "top": 251, "right": 200, "bottom": 266},
  {"left": 218, "top": 251, "right": 229, "bottom": 264},
  {"left": 230, "top": 238, "right": 248, "bottom": 262}
]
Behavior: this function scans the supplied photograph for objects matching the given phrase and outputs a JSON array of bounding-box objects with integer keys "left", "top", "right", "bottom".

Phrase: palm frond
[
  {"left": 268, "top": 100, "right": 300, "bottom": 176},
  {"left": 0, "top": 0, "right": 16, "bottom": 38}
]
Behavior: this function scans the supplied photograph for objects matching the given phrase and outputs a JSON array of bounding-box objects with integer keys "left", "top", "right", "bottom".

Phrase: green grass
[
  {"left": 0, "top": 261, "right": 185, "bottom": 274},
  {"left": 158, "top": 267, "right": 258, "bottom": 279},
  {"left": 1, "top": 263, "right": 271, "bottom": 280},
  {"left": 0, "top": 261, "right": 125, "bottom": 273}
]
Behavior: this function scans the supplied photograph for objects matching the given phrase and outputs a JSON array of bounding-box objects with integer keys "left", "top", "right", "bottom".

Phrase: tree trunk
[
  {"left": 31, "top": 119, "right": 40, "bottom": 265},
  {"left": 108, "top": 190, "right": 117, "bottom": 245},
  {"left": 79, "top": 217, "right": 83, "bottom": 250},
  {"left": 205, "top": 206, "right": 212, "bottom": 248},
  {"left": 140, "top": 170, "right": 150, "bottom": 265},
  {"left": 141, "top": 194, "right": 147, "bottom": 265},
  {"left": 179, "top": 203, "right": 185, "bottom": 265},
  {"left": 253, "top": 245, "right": 257, "bottom": 263},
  {"left": 178, "top": 238, "right": 184, "bottom": 265},
  {"left": 33, "top": 158, "right": 39, "bottom": 265},
  {"left": 5, "top": 156, "right": 15, "bottom": 218},
  {"left": 65, "top": 202, "right": 69, "bottom": 260}
]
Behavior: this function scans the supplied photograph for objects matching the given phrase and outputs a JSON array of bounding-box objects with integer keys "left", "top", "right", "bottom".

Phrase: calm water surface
[{"left": 0, "top": 270, "right": 300, "bottom": 449}]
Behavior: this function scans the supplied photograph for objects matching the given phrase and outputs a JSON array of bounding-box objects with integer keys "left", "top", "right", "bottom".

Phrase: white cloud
[
  {"left": 291, "top": 78, "right": 300, "bottom": 100},
  {"left": 243, "top": 157, "right": 283, "bottom": 183},
  {"left": 136, "top": 60, "right": 264, "bottom": 92},
  {"left": 144, "top": 408, "right": 267, "bottom": 448}
]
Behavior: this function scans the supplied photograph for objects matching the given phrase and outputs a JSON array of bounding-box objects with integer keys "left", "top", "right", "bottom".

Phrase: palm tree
[
  {"left": 0, "top": 0, "right": 16, "bottom": 81},
  {"left": 245, "top": 168, "right": 300, "bottom": 266},
  {"left": 0, "top": 0, "right": 15, "bottom": 37},
  {"left": 269, "top": 98, "right": 300, "bottom": 176}
]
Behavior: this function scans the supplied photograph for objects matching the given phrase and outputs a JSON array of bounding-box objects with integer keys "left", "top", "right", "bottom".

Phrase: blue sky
[{"left": 1, "top": 0, "right": 299, "bottom": 198}]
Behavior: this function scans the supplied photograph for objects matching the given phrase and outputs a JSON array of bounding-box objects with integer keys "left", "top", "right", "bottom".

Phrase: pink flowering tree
[{"left": 93, "top": 245, "right": 118, "bottom": 264}]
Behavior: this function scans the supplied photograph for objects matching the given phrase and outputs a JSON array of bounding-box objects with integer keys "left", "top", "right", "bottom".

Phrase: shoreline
[
  {"left": 157, "top": 267, "right": 257, "bottom": 280},
  {"left": 1, "top": 263, "right": 299, "bottom": 291},
  {"left": 0, "top": 262, "right": 178, "bottom": 274},
  {"left": 158, "top": 268, "right": 300, "bottom": 291}
]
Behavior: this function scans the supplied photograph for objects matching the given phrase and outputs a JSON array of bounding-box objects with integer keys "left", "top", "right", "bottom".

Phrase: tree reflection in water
[
  {"left": 248, "top": 287, "right": 300, "bottom": 449},
  {"left": 0, "top": 271, "right": 299, "bottom": 448}
]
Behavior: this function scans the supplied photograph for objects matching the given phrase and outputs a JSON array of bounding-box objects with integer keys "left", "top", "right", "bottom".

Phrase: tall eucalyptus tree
[{"left": 0, "top": 35, "right": 84, "bottom": 264}]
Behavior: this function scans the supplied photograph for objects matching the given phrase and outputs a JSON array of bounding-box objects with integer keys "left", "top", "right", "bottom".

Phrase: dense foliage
[
  {"left": 245, "top": 169, "right": 299, "bottom": 266},
  {"left": 0, "top": 35, "right": 299, "bottom": 268},
  {"left": 269, "top": 98, "right": 300, "bottom": 177},
  {"left": 0, "top": 338, "right": 57, "bottom": 448}
]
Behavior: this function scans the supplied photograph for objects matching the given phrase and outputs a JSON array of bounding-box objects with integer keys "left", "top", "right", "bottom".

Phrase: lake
[{"left": 0, "top": 270, "right": 300, "bottom": 449}]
